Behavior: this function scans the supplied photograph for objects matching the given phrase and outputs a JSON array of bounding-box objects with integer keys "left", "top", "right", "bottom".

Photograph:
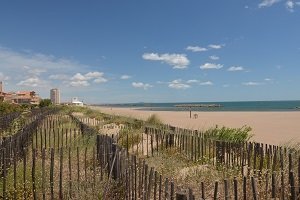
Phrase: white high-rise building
[{"left": 50, "top": 88, "right": 60, "bottom": 104}]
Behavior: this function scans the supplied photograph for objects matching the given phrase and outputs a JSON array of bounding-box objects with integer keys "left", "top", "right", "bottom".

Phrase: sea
[{"left": 98, "top": 100, "right": 300, "bottom": 112}]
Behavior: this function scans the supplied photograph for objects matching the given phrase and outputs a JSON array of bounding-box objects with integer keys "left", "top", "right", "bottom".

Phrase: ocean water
[{"left": 100, "top": 100, "right": 300, "bottom": 112}]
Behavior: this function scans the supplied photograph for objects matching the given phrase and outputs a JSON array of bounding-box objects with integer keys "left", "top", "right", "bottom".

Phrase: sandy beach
[{"left": 90, "top": 106, "right": 300, "bottom": 145}]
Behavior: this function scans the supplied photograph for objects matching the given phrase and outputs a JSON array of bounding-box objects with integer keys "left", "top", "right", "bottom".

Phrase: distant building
[
  {"left": 71, "top": 97, "right": 84, "bottom": 106},
  {"left": 4, "top": 91, "right": 40, "bottom": 105},
  {"left": 0, "top": 81, "right": 40, "bottom": 105},
  {"left": 50, "top": 88, "right": 60, "bottom": 104}
]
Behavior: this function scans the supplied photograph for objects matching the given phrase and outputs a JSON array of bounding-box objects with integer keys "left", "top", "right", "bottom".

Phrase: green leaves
[{"left": 207, "top": 125, "right": 253, "bottom": 143}]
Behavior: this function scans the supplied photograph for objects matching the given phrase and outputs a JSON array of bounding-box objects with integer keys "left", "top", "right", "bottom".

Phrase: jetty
[{"left": 174, "top": 104, "right": 222, "bottom": 108}]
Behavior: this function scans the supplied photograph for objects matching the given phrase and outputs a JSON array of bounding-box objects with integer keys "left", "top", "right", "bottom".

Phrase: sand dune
[{"left": 90, "top": 106, "right": 300, "bottom": 145}]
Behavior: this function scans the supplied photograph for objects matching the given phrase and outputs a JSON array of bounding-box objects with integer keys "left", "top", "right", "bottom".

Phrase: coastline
[{"left": 90, "top": 106, "right": 300, "bottom": 145}]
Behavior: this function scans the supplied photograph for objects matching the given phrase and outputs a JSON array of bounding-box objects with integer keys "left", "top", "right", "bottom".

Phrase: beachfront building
[
  {"left": 0, "top": 81, "right": 40, "bottom": 105},
  {"left": 71, "top": 97, "right": 84, "bottom": 106},
  {"left": 50, "top": 88, "right": 60, "bottom": 105},
  {"left": 4, "top": 91, "right": 41, "bottom": 105}
]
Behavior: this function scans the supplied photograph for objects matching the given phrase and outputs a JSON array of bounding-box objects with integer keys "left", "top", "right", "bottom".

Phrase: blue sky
[{"left": 0, "top": 0, "right": 300, "bottom": 103}]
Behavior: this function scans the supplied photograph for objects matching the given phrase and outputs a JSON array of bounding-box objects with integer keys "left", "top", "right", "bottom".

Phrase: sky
[{"left": 0, "top": 0, "right": 300, "bottom": 104}]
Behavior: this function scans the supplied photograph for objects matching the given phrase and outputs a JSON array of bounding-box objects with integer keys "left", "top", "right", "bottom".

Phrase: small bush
[
  {"left": 145, "top": 114, "right": 163, "bottom": 127},
  {"left": 207, "top": 125, "right": 253, "bottom": 143}
]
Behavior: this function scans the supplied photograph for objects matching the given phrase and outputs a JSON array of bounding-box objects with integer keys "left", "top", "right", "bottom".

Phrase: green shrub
[
  {"left": 145, "top": 114, "right": 163, "bottom": 127},
  {"left": 117, "top": 128, "right": 142, "bottom": 149},
  {"left": 207, "top": 125, "right": 253, "bottom": 143}
]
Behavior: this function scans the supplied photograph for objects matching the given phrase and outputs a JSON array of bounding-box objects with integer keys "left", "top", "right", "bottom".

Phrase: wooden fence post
[
  {"left": 2, "top": 148, "right": 7, "bottom": 200},
  {"left": 251, "top": 177, "right": 258, "bottom": 200},
  {"left": 290, "top": 171, "right": 296, "bottom": 200},
  {"left": 59, "top": 147, "right": 63, "bottom": 199},
  {"left": 176, "top": 192, "right": 187, "bottom": 200},
  {"left": 213, "top": 181, "right": 218, "bottom": 200},
  {"left": 42, "top": 148, "right": 46, "bottom": 200},
  {"left": 32, "top": 149, "right": 37, "bottom": 200},
  {"left": 50, "top": 148, "right": 54, "bottom": 200}
]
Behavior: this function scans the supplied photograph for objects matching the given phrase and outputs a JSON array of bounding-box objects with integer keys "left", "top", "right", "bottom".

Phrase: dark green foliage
[
  {"left": 39, "top": 99, "right": 52, "bottom": 108},
  {"left": 0, "top": 102, "right": 22, "bottom": 115}
]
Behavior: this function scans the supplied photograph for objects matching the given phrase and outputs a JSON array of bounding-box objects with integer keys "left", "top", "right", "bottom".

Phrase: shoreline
[{"left": 89, "top": 106, "right": 300, "bottom": 145}]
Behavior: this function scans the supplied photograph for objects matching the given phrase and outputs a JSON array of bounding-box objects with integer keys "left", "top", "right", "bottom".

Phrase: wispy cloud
[
  {"left": 209, "top": 55, "right": 219, "bottom": 60},
  {"left": 208, "top": 44, "right": 224, "bottom": 49},
  {"left": 0, "top": 72, "right": 10, "bottom": 81},
  {"left": 69, "top": 80, "right": 90, "bottom": 87},
  {"left": 258, "top": 0, "right": 281, "bottom": 8},
  {"left": 199, "top": 81, "right": 213, "bottom": 86},
  {"left": 142, "top": 53, "right": 190, "bottom": 69},
  {"left": 132, "top": 82, "right": 153, "bottom": 90},
  {"left": 186, "top": 46, "right": 208, "bottom": 52},
  {"left": 286, "top": 0, "right": 295, "bottom": 11},
  {"left": 17, "top": 77, "right": 48, "bottom": 87},
  {"left": 120, "top": 75, "right": 131, "bottom": 80},
  {"left": 264, "top": 78, "right": 272, "bottom": 81},
  {"left": 186, "top": 79, "right": 199, "bottom": 84},
  {"left": 227, "top": 66, "right": 244, "bottom": 71},
  {"left": 243, "top": 82, "right": 262, "bottom": 86},
  {"left": 0, "top": 47, "right": 92, "bottom": 90},
  {"left": 49, "top": 74, "right": 69, "bottom": 80},
  {"left": 168, "top": 79, "right": 190, "bottom": 89},
  {"left": 94, "top": 77, "right": 108, "bottom": 83},
  {"left": 200, "top": 63, "right": 223, "bottom": 70},
  {"left": 0, "top": 47, "right": 85, "bottom": 72}
]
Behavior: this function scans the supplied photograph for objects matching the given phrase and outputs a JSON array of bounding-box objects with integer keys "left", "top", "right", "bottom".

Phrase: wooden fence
[{"left": 1, "top": 112, "right": 300, "bottom": 199}]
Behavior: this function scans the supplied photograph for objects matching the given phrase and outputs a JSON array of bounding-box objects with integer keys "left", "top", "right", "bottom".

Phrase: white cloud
[
  {"left": 0, "top": 47, "right": 91, "bottom": 91},
  {"left": 49, "top": 74, "right": 69, "bottom": 80},
  {"left": 258, "top": 0, "right": 281, "bottom": 8},
  {"left": 121, "top": 75, "right": 131, "bottom": 80},
  {"left": 0, "top": 72, "right": 10, "bottom": 81},
  {"left": 142, "top": 53, "right": 190, "bottom": 69},
  {"left": 186, "top": 46, "right": 208, "bottom": 52},
  {"left": 209, "top": 55, "right": 219, "bottom": 60},
  {"left": 17, "top": 77, "right": 47, "bottom": 87},
  {"left": 132, "top": 82, "right": 153, "bottom": 90},
  {"left": 71, "top": 73, "right": 88, "bottom": 81},
  {"left": 85, "top": 71, "right": 104, "bottom": 79},
  {"left": 94, "top": 77, "right": 107, "bottom": 83},
  {"left": 69, "top": 80, "right": 90, "bottom": 87},
  {"left": 286, "top": 0, "right": 294, "bottom": 11},
  {"left": 243, "top": 82, "right": 262, "bottom": 86},
  {"left": 69, "top": 71, "right": 107, "bottom": 86},
  {"left": 168, "top": 79, "right": 190, "bottom": 89},
  {"left": 264, "top": 78, "right": 272, "bottom": 81},
  {"left": 26, "top": 67, "right": 47, "bottom": 76},
  {"left": 186, "top": 79, "right": 199, "bottom": 84},
  {"left": 208, "top": 44, "right": 224, "bottom": 49},
  {"left": 199, "top": 81, "right": 213, "bottom": 86},
  {"left": 227, "top": 66, "right": 244, "bottom": 71},
  {"left": 0, "top": 47, "right": 85, "bottom": 71},
  {"left": 200, "top": 63, "right": 223, "bottom": 70}
]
